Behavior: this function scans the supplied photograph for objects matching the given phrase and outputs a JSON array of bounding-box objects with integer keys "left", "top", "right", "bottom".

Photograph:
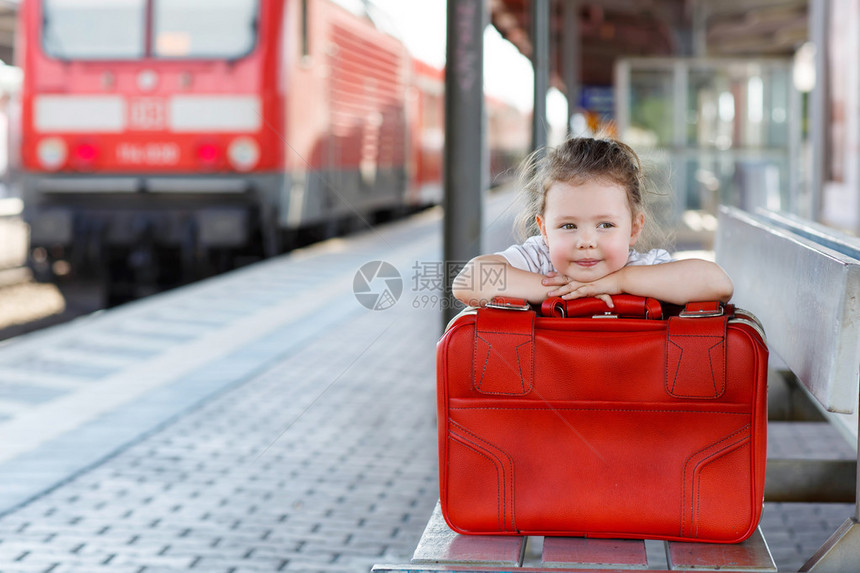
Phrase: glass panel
[
  {"left": 627, "top": 69, "right": 674, "bottom": 148},
  {"left": 683, "top": 154, "right": 788, "bottom": 213},
  {"left": 764, "top": 67, "right": 791, "bottom": 149},
  {"left": 688, "top": 68, "right": 735, "bottom": 149},
  {"left": 153, "top": 0, "right": 258, "bottom": 59},
  {"left": 618, "top": 59, "right": 800, "bottom": 245},
  {"left": 43, "top": 0, "right": 146, "bottom": 59},
  {"left": 687, "top": 65, "right": 792, "bottom": 150}
]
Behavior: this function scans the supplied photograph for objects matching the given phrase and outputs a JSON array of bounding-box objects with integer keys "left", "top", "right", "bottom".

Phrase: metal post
[
  {"left": 788, "top": 60, "right": 803, "bottom": 215},
  {"left": 531, "top": 0, "right": 550, "bottom": 153},
  {"left": 691, "top": 0, "right": 707, "bottom": 57},
  {"left": 614, "top": 59, "right": 630, "bottom": 139},
  {"left": 443, "top": 0, "right": 486, "bottom": 326},
  {"left": 561, "top": 0, "right": 579, "bottom": 134},
  {"left": 809, "top": 0, "right": 828, "bottom": 223},
  {"left": 672, "top": 60, "right": 689, "bottom": 221}
]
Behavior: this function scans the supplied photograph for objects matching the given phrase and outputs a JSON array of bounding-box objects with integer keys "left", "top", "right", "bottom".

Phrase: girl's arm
[
  {"left": 452, "top": 254, "right": 553, "bottom": 306},
  {"left": 546, "top": 259, "right": 734, "bottom": 305}
]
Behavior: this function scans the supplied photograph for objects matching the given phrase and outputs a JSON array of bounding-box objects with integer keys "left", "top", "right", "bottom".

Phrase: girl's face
[{"left": 536, "top": 179, "right": 644, "bottom": 282}]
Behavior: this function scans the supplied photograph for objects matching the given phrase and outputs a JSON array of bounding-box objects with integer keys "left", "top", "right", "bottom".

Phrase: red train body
[{"left": 14, "top": 0, "right": 526, "bottom": 297}]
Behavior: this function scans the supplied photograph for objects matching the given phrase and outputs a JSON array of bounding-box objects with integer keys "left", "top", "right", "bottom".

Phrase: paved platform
[{"left": 0, "top": 188, "right": 854, "bottom": 572}]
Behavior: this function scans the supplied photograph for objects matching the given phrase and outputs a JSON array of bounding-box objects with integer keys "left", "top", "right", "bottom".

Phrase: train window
[
  {"left": 328, "top": 0, "right": 399, "bottom": 38},
  {"left": 364, "top": 2, "right": 400, "bottom": 39},
  {"left": 329, "top": 0, "right": 366, "bottom": 18},
  {"left": 43, "top": 0, "right": 146, "bottom": 60},
  {"left": 153, "top": 0, "right": 258, "bottom": 59}
]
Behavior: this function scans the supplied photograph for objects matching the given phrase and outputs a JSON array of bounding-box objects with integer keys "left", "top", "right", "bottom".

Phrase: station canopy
[{"left": 489, "top": 0, "right": 809, "bottom": 87}]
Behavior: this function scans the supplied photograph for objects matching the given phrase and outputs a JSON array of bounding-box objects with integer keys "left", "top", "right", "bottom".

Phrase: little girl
[{"left": 452, "top": 137, "right": 733, "bottom": 308}]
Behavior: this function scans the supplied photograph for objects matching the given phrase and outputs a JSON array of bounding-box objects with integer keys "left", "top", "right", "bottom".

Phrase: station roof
[
  {"left": 0, "top": 1, "right": 809, "bottom": 86},
  {"left": 489, "top": 0, "right": 809, "bottom": 86}
]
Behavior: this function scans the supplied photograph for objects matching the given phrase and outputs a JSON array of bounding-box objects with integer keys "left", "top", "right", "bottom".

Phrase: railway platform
[{"left": 0, "top": 187, "right": 854, "bottom": 572}]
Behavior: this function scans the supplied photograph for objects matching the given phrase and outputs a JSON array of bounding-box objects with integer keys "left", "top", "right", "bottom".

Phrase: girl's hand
[
  {"left": 541, "top": 271, "right": 569, "bottom": 287},
  {"left": 542, "top": 271, "right": 622, "bottom": 307}
]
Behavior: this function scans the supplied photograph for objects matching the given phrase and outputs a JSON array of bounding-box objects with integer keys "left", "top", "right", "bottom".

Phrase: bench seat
[
  {"left": 372, "top": 502, "right": 776, "bottom": 572},
  {"left": 716, "top": 207, "right": 860, "bottom": 572}
]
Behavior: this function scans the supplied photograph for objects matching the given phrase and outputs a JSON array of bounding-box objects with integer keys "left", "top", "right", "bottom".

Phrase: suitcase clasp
[
  {"left": 486, "top": 296, "right": 531, "bottom": 311},
  {"left": 679, "top": 302, "right": 725, "bottom": 318}
]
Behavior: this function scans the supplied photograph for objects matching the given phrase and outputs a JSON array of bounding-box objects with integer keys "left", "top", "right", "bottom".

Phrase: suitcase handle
[{"left": 541, "top": 295, "right": 663, "bottom": 319}]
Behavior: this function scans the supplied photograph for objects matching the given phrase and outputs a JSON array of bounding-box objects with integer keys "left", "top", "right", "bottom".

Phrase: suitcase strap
[
  {"left": 474, "top": 306, "right": 535, "bottom": 395},
  {"left": 472, "top": 300, "right": 730, "bottom": 400},
  {"left": 666, "top": 312, "right": 728, "bottom": 399}
]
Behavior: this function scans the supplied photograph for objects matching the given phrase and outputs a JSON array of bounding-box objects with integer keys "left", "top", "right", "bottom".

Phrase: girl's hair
[{"left": 514, "top": 136, "right": 666, "bottom": 251}]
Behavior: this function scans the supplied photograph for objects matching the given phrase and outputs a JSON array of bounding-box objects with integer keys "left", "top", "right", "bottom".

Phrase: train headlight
[
  {"left": 227, "top": 137, "right": 260, "bottom": 171},
  {"left": 74, "top": 142, "right": 99, "bottom": 164},
  {"left": 37, "top": 138, "right": 67, "bottom": 170},
  {"left": 196, "top": 142, "right": 220, "bottom": 166}
]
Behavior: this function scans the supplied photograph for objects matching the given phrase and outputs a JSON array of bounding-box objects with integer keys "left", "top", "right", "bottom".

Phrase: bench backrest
[{"left": 715, "top": 206, "right": 860, "bottom": 415}]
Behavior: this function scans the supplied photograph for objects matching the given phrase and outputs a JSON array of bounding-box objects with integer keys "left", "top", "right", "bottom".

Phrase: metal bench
[
  {"left": 373, "top": 502, "right": 775, "bottom": 572},
  {"left": 716, "top": 206, "right": 860, "bottom": 572},
  {"left": 374, "top": 205, "right": 859, "bottom": 572}
]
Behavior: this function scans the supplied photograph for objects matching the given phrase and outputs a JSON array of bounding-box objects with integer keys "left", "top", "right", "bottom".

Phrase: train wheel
[
  {"left": 27, "top": 247, "right": 57, "bottom": 284},
  {"left": 103, "top": 247, "right": 137, "bottom": 307},
  {"left": 296, "top": 222, "right": 330, "bottom": 246},
  {"left": 339, "top": 214, "right": 369, "bottom": 236},
  {"left": 280, "top": 229, "right": 300, "bottom": 252}
]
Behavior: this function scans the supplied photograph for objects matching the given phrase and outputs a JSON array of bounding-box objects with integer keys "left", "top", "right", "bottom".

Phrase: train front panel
[{"left": 17, "top": 0, "right": 286, "bottom": 290}]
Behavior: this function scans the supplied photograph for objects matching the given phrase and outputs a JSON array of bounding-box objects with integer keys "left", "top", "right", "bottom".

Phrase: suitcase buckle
[
  {"left": 592, "top": 312, "right": 618, "bottom": 319},
  {"left": 679, "top": 305, "right": 725, "bottom": 318},
  {"left": 486, "top": 296, "right": 531, "bottom": 311}
]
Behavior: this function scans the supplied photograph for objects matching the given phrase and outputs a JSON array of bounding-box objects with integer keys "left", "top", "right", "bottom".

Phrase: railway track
[{"left": 0, "top": 197, "right": 440, "bottom": 343}]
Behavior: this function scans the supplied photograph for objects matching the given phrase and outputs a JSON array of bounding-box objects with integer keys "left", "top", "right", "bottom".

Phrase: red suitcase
[{"left": 436, "top": 295, "right": 768, "bottom": 543}]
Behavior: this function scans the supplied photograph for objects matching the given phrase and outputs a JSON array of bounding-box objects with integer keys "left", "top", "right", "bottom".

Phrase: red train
[{"left": 14, "top": 0, "right": 527, "bottom": 300}]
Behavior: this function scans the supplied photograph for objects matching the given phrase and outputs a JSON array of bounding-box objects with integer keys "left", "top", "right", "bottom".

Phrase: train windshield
[
  {"left": 43, "top": 0, "right": 146, "bottom": 59},
  {"left": 153, "top": 0, "right": 258, "bottom": 59},
  {"left": 42, "top": 0, "right": 258, "bottom": 60}
]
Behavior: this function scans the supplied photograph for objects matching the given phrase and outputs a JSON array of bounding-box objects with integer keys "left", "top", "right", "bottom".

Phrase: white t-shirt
[{"left": 497, "top": 235, "right": 672, "bottom": 275}]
